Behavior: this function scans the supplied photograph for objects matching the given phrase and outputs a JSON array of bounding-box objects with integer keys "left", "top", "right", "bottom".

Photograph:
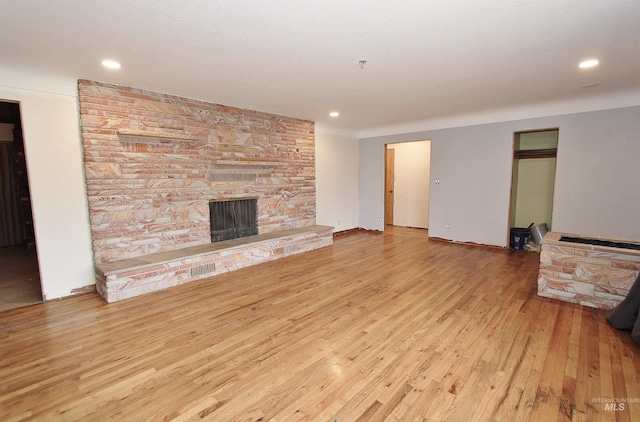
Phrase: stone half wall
[
  {"left": 538, "top": 232, "right": 640, "bottom": 309},
  {"left": 78, "top": 80, "right": 316, "bottom": 263}
]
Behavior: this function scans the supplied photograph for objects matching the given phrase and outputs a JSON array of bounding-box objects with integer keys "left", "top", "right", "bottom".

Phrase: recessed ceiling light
[
  {"left": 579, "top": 59, "right": 599, "bottom": 69},
  {"left": 101, "top": 60, "right": 122, "bottom": 69},
  {"left": 329, "top": 111, "right": 339, "bottom": 117}
]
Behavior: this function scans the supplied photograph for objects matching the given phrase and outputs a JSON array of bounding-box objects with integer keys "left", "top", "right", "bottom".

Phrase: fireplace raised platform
[
  {"left": 95, "top": 225, "right": 333, "bottom": 303},
  {"left": 538, "top": 232, "right": 640, "bottom": 309}
]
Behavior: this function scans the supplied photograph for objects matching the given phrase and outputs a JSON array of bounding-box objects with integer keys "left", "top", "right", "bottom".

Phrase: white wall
[
  {"left": 0, "top": 66, "right": 95, "bottom": 300},
  {"left": 360, "top": 106, "right": 640, "bottom": 246},
  {"left": 387, "top": 141, "right": 430, "bottom": 228},
  {"left": 315, "top": 131, "right": 359, "bottom": 231},
  {"left": 359, "top": 137, "right": 385, "bottom": 230}
]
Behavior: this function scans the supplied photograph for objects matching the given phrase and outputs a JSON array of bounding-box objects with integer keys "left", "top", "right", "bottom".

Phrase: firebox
[{"left": 209, "top": 198, "right": 258, "bottom": 242}]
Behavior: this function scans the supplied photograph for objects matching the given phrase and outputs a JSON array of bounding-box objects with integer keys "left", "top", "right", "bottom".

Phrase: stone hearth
[{"left": 96, "top": 225, "right": 332, "bottom": 303}]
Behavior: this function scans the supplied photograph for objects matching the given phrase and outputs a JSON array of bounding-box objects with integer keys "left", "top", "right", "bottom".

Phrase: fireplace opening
[{"left": 209, "top": 198, "right": 258, "bottom": 242}]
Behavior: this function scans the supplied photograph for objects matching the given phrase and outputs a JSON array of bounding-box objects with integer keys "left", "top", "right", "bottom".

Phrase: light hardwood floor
[{"left": 1, "top": 227, "right": 639, "bottom": 421}]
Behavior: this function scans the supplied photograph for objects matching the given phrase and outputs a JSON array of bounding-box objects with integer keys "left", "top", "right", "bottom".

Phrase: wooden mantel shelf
[{"left": 116, "top": 129, "right": 200, "bottom": 143}]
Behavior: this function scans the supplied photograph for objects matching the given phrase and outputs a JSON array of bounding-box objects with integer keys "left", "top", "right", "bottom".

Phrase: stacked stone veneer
[
  {"left": 78, "top": 80, "right": 329, "bottom": 301},
  {"left": 95, "top": 226, "right": 333, "bottom": 303},
  {"left": 538, "top": 232, "right": 640, "bottom": 309}
]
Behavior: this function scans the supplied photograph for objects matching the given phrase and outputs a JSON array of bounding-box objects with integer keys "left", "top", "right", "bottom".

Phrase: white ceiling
[{"left": 1, "top": 0, "right": 639, "bottom": 137}]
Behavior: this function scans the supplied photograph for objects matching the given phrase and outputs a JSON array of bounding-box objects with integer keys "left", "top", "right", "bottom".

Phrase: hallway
[{"left": 0, "top": 245, "right": 41, "bottom": 312}]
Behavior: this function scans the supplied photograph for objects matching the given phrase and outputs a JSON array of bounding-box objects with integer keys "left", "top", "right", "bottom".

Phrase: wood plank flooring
[{"left": 1, "top": 226, "right": 639, "bottom": 421}]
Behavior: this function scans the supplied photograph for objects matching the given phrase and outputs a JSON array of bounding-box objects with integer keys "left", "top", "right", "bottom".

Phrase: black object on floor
[{"left": 606, "top": 272, "right": 640, "bottom": 345}]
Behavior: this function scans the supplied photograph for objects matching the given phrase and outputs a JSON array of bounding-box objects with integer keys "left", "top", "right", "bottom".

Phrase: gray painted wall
[{"left": 360, "top": 106, "right": 640, "bottom": 246}]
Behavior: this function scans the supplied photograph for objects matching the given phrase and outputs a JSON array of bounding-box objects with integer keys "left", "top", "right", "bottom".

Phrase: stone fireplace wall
[{"left": 78, "top": 80, "right": 316, "bottom": 263}]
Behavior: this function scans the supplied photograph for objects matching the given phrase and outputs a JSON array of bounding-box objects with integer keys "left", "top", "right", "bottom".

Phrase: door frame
[
  {"left": 508, "top": 128, "right": 558, "bottom": 244},
  {"left": 384, "top": 146, "right": 394, "bottom": 226}
]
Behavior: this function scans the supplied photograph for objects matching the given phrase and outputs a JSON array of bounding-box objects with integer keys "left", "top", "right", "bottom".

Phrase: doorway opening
[
  {"left": 0, "top": 101, "right": 42, "bottom": 312},
  {"left": 384, "top": 141, "right": 431, "bottom": 229},
  {"left": 509, "top": 129, "right": 558, "bottom": 239}
]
